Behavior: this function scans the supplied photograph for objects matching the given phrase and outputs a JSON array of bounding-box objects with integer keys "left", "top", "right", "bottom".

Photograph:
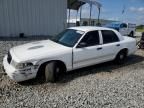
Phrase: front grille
[{"left": 7, "top": 51, "right": 12, "bottom": 64}]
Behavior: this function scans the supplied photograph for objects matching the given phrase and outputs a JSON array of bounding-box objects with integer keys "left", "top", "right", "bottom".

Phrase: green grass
[{"left": 136, "top": 29, "right": 144, "bottom": 32}]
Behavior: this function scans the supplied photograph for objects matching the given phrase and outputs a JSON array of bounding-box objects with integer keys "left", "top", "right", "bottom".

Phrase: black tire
[
  {"left": 115, "top": 50, "right": 127, "bottom": 64},
  {"left": 129, "top": 31, "right": 134, "bottom": 37},
  {"left": 45, "top": 62, "right": 60, "bottom": 82}
]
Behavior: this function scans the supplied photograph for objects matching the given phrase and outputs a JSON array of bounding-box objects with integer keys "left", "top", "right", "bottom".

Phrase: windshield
[{"left": 50, "top": 29, "right": 84, "bottom": 47}]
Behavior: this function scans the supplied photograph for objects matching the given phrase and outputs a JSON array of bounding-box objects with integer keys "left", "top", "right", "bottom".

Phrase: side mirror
[{"left": 77, "top": 42, "right": 87, "bottom": 48}]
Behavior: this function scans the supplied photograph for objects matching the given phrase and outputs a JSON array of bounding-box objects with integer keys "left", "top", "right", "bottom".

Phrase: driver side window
[{"left": 77, "top": 31, "right": 100, "bottom": 48}]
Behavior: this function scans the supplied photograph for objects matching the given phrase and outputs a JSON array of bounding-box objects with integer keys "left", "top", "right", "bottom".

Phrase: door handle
[
  {"left": 97, "top": 47, "right": 102, "bottom": 50},
  {"left": 116, "top": 44, "right": 120, "bottom": 47}
]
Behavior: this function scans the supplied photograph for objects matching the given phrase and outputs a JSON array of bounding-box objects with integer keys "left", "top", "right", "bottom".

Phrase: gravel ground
[{"left": 0, "top": 37, "right": 144, "bottom": 108}]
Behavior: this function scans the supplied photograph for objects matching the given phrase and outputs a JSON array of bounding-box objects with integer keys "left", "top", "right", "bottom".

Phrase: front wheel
[
  {"left": 45, "top": 62, "right": 60, "bottom": 82},
  {"left": 115, "top": 51, "right": 127, "bottom": 64}
]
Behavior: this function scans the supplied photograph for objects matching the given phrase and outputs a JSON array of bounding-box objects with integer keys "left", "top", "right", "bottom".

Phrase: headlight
[
  {"left": 11, "top": 60, "right": 33, "bottom": 69},
  {"left": 16, "top": 63, "right": 33, "bottom": 69}
]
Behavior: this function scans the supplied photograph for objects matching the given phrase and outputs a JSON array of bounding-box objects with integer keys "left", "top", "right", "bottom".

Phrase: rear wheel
[
  {"left": 129, "top": 31, "right": 134, "bottom": 37},
  {"left": 115, "top": 50, "right": 127, "bottom": 64}
]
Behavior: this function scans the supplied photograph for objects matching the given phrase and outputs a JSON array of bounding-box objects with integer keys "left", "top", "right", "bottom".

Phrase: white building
[{"left": 0, "top": 0, "right": 67, "bottom": 37}]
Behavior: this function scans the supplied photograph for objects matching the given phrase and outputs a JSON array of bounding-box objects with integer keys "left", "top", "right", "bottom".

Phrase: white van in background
[{"left": 105, "top": 22, "right": 136, "bottom": 37}]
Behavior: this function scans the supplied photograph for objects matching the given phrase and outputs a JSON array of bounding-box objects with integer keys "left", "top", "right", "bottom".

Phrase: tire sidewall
[
  {"left": 45, "top": 62, "right": 57, "bottom": 82},
  {"left": 115, "top": 51, "right": 127, "bottom": 64},
  {"left": 129, "top": 32, "right": 134, "bottom": 37}
]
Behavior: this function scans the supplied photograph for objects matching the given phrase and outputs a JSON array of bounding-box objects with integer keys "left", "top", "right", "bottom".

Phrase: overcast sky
[{"left": 69, "top": 0, "right": 144, "bottom": 25}]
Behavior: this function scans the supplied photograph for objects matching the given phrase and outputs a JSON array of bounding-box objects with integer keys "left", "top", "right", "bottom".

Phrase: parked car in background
[
  {"left": 3, "top": 26, "right": 137, "bottom": 82},
  {"left": 105, "top": 22, "right": 136, "bottom": 37}
]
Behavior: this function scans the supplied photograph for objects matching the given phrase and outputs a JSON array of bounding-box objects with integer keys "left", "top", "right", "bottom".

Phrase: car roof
[
  {"left": 69, "top": 26, "right": 124, "bottom": 41},
  {"left": 69, "top": 26, "right": 114, "bottom": 32}
]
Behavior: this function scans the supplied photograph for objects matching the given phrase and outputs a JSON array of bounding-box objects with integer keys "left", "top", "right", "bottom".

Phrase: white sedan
[{"left": 3, "top": 26, "right": 137, "bottom": 82}]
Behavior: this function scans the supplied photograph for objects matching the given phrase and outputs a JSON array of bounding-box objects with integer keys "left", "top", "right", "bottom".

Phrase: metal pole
[
  {"left": 89, "top": 3, "right": 92, "bottom": 26},
  {"left": 76, "top": 10, "right": 79, "bottom": 26},
  {"left": 76, "top": 10, "right": 78, "bottom": 22},
  {"left": 80, "top": 2, "right": 82, "bottom": 26},
  {"left": 98, "top": 7, "right": 100, "bottom": 26},
  {"left": 68, "top": 9, "right": 71, "bottom": 27}
]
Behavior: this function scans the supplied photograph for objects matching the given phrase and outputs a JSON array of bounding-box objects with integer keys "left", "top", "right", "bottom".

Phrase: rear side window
[{"left": 101, "top": 30, "right": 119, "bottom": 44}]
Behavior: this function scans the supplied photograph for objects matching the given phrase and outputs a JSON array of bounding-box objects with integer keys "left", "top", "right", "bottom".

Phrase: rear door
[{"left": 100, "top": 30, "right": 122, "bottom": 61}]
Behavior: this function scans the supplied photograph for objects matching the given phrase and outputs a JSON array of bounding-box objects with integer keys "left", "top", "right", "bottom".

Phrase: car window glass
[
  {"left": 79, "top": 31, "right": 100, "bottom": 47},
  {"left": 123, "top": 23, "right": 127, "bottom": 28},
  {"left": 51, "top": 29, "right": 84, "bottom": 47},
  {"left": 102, "top": 30, "right": 119, "bottom": 44},
  {"left": 121, "top": 23, "right": 127, "bottom": 28}
]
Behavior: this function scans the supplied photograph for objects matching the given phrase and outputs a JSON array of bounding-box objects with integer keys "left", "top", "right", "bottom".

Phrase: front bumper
[{"left": 3, "top": 55, "right": 38, "bottom": 82}]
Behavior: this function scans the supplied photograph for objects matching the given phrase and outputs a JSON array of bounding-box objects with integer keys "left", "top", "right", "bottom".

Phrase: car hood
[{"left": 11, "top": 39, "right": 71, "bottom": 62}]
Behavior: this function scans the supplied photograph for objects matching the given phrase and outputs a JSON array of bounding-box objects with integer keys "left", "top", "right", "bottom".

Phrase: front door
[{"left": 73, "top": 30, "right": 103, "bottom": 69}]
